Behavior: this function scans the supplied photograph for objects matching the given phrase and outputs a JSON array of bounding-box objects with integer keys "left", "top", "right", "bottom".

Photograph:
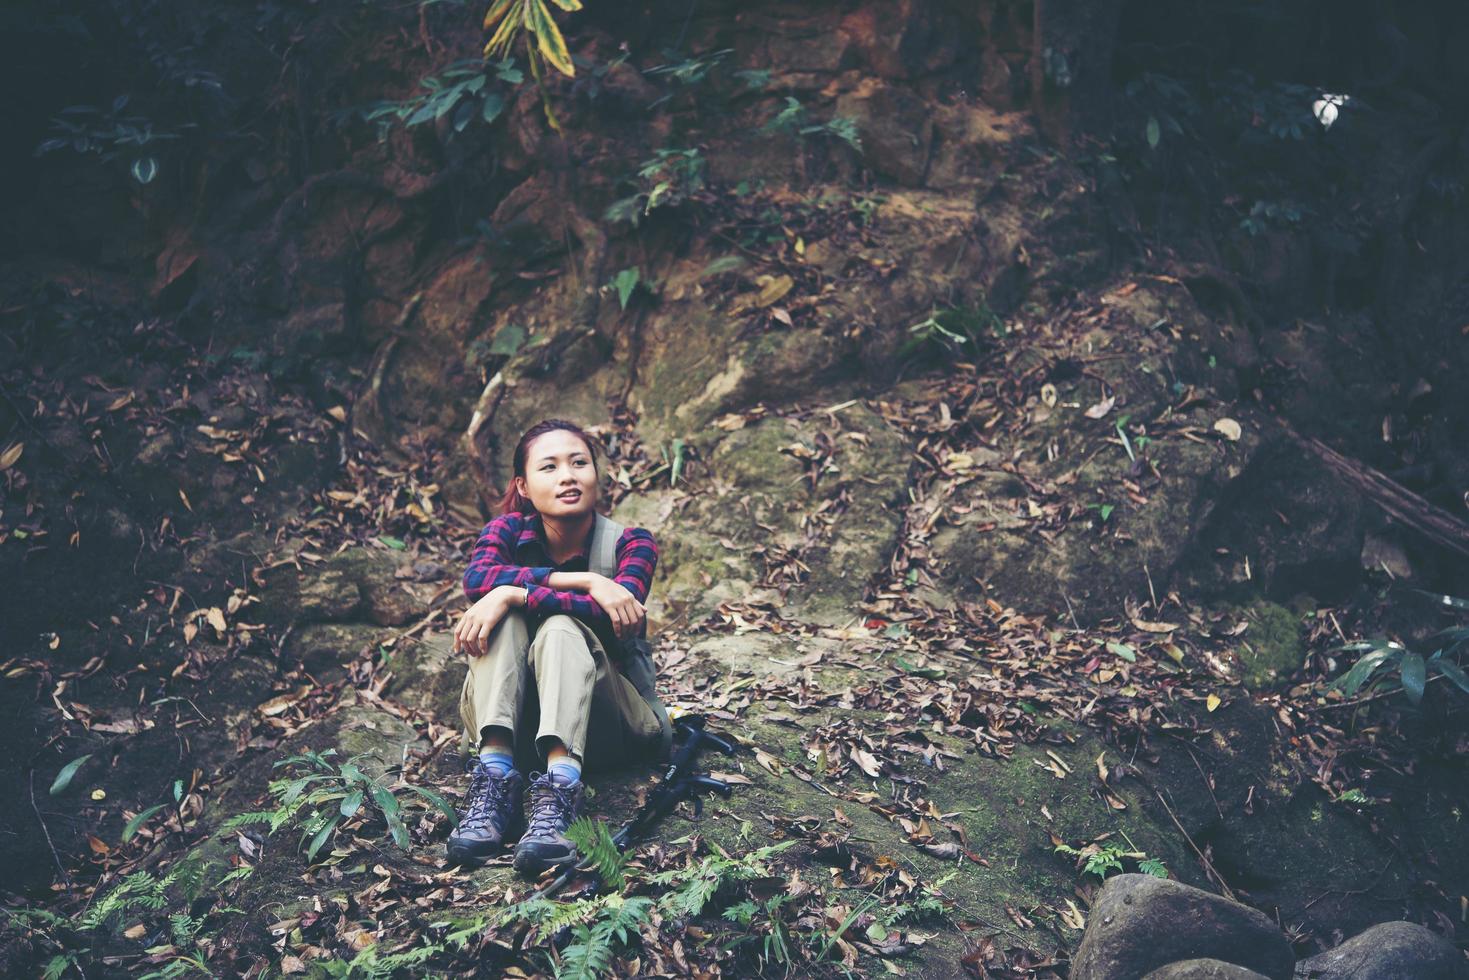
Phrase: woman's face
[{"left": 515, "top": 429, "right": 598, "bottom": 518}]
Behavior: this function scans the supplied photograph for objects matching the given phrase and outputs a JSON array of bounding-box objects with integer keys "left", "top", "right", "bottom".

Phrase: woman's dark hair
[{"left": 498, "top": 418, "right": 599, "bottom": 515}]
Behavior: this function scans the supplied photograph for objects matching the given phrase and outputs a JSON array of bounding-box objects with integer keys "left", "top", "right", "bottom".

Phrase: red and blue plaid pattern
[{"left": 462, "top": 512, "right": 658, "bottom": 627}]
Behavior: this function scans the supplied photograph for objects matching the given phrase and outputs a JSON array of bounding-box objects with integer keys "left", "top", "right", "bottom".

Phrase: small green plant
[
  {"left": 1331, "top": 596, "right": 1469, "bottom": 705},
  {"left": 899, "top": 303, "right": 1006, "bottom": 360},
  {"left": 605, "top": 267, "right": 643, "bottom": 311},
  {"left": 349, "top": 57, "right": 523, "bottom": 139},
  {"left": 1239, "top": 198, "right": 1308, "bottom": 236},
  {"left": 850, "top": 193, "right": 885, "bottom": 227},
  {"left": 222, "top": 748, "right": 455, "bottom": 861},
  {"left": 761, "top": 96, "right": 863, "bottom": 151},
  {"left": 35, "top": 95, "right": 187, "bottom": 184},
  {"left": 1054, "top": 838, "right": 1168, "bottom": 881},
  {"left": 604, "top": 148, "right": 706, "bottom": 225}
]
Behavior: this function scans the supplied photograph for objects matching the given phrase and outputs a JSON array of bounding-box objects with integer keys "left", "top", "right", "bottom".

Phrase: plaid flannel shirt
[{"left": 462, "top": 511, "right": 658, "bottom": 653}]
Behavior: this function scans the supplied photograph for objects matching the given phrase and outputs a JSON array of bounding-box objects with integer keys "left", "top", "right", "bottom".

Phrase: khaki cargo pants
[{"left": 459, "top": 611, "right": 663, "bottom": 772}]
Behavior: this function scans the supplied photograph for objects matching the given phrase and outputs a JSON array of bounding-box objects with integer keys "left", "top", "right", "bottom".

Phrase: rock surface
[
  {"left": 1294, "top": 920, "right": 1467, "bottom": 980},
  {"left": 1071, "top": 875, "right": 1295, "bottom": 980},
  {"left": 1144, "top": 960, "right": 1271, "bottom": 980}
]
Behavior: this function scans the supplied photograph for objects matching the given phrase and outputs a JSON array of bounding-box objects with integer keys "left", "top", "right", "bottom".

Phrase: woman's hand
[
  {"left": 454, "top": 585, "right": 524, "bottom": 656},
  {"left": 587, "top": 574, "right": 646, "bottom": 641}
]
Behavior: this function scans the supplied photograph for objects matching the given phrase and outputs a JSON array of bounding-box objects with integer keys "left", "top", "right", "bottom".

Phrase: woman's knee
[
  {"left": 530, "top": 615, "right": 594, "bottom": 662},
  {"left": 465, "top": 610, "right": 530, "bottom": 664}
]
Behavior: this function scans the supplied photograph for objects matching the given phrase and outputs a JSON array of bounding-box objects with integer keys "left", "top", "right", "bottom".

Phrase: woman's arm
[
  {"left": 462, "top": 514, "right": 555, "bottom": 601},
  {"left": 523, "top": 527, "right": 658, "bottom": 622}
]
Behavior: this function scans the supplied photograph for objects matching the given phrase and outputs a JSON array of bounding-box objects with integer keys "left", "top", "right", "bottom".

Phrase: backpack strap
[
  {"left": 588, "top": 513, "right": 673, "bottom": 761},
  {"left": 588, "top": 513, "right": 623, "bottom": 579}
]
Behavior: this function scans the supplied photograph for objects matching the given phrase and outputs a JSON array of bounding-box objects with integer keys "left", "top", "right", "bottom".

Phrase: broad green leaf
[
  {"left": 1332, "top": 646, "right": 1396, "bottom": 696},
  {"left": 1433, "top": 658, "right": 1469, "bottom": 695},
  {"left": 1145, "top": 116, "right": 1161, "bottom": 149},
  {"left": 669, "top": 438, "right": 685, "bottom": 487},
  {"left": 122, "top": 803, "right": 168, "bottom": 843},
  {"left": 1400, "top": 651, "right": 1427, "bottom": 704},
  {"left": 378, "top": 535, "right": 406, "bottom": 550},
  {"left": 408, "top": 785, "right": 459, "bottom": 827},
  {"left": 50, "top": 754, "right": 92, "bottom": 796},
  {"left": 305, "top": 815, "right": 341, "bottom": 861},
  {"left": 610, "top": 267, "right": 640, "bottom": 311},
  {"left": 370, "top": 784, "right": 401, "bottom": 821},
  {"left": 1410, "top": 588, "right": 1469, "bottom": 611},
  {"left": 1106, "top": 641, "right": 1137, "bottom": 663},
  {"left": 340, "top": 790, "right": 365, "bottom": 819},
  {"left": 480, "top": 92, "right": 505, "bottom": 124}
]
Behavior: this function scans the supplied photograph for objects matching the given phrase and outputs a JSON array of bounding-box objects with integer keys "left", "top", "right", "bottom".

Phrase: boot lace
[
  {"left": 525, "top": 773, "right": 577, "bottom": 837},
  {"left": 460, "top": 763, "right": 511, "bottom": 832}
]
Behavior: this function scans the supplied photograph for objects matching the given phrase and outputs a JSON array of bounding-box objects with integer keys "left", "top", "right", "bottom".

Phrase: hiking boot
[
  {"left": 445, "top": 761, "right": 524, "bottom": 865},
  {"left": 512, "top": 771, "right": 585, "bottom": 877}
]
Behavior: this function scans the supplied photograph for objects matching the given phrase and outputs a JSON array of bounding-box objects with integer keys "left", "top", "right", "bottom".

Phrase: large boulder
[
  {"left": 1144, "top": 961, "right": 1270, "bottom": 980},
  {"left": 1294, "top": 920, "right": 1467, "bottom": 980},
  {"left": 1071, "top": 875, "right": 1295, "bottom": 980}
]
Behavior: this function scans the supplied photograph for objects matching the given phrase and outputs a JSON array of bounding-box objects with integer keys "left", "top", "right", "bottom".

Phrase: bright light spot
[{"left": 1313, "top": 93, "right": 1351, "bottom": 130}]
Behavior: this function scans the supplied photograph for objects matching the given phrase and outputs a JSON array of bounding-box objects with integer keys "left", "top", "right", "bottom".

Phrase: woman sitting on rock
[{"left": 446, "top": 418, "right": 671, "bottom": 875}]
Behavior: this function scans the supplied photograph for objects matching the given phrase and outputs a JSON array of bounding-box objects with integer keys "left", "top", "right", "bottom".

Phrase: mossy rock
[
  {"left": 1232, "top": 601, "right": 1306, "bottom": 689},
  {"left": 614, "top": 404, "right": 909, "bottom": 625}
]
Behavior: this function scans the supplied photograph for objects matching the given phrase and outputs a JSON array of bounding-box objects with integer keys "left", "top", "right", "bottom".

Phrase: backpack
[{"left": 588, "top": 513, "right": 673, "bottom": 761}]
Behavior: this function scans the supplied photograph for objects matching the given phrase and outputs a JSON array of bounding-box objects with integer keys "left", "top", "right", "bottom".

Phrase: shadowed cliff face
[{"left": 2, "top": 1, "right": 1467, "bottom": 976}]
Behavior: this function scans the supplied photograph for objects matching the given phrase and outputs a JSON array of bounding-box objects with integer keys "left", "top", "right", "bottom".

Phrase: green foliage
[
  {"left": 647, "top": 840, "right": 797, "bottom": 917},
  {"left": 558, "top": 895, "right": 654, "bottom": 980},
  {"left": 349, "top": 57, "right": 523, "bottom": 140},
  {"left": 221, "top": 748, "right": 454, "bottom": 861},
  {"left": 605, "top": 268, "right": 642, "bottom": 312},
  {"left": 1239, "top": 198, "right": 1308, "bottom": 237},
  {"left": 760, "top": 96, "right": 863, "bottom": 151},
  {"left": 78, "top": 859, "right": 205, "bottom": 935},
  {"left": 645, "top": 48, "right": 733, "bottom": 90},
  {"left": 604, "top": 149, "right": 706, "bottom": 226},
  {"left": 900, "top": 302, "right": 1006, "bottom": 360},
  {"left": 49, "top": 753, "right": 92, "bottom": 795},
  {"left": 1054, "top": 839, "right": 1168, "bottom": 881},
  {"left": 34, "top": 95, "right": 187, "bottom": 184},
  {"left": 564, "top": 817, "right": 628, "bottom": 889},
  {"left": 1331, "top": 597, "right": 1469, "bottom": 706},
  {"left": 483, "top": 0, "right": 582, "bottom": 80}
]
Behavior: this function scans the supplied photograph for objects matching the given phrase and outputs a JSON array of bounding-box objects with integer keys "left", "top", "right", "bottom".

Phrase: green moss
[{"left": 1236, "top": 600, "right": 1306, "bottom": 689}]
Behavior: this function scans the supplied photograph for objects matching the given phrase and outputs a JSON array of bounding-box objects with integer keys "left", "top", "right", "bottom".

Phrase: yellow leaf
[
  {"left": 91, "top": 788, "right": 107, "bottom": 801},
  {"left": 106, "top": 392, "right": 134, "bottom": 411},
  {"left": 207, "top": 607, "right": 228, "bottom": 635},
  {"left": 326, "top": 490, "right": 358, "bottom": 502},
  {"left": 1206, "top": 693, "right": 1222, "bottom": 712},
  {"left": 526, "top": 0, "right": 575, "bottom": 77},
  {"left": 753, "top": 274, "right": 794, "bottom": 308},
  {"left": 482, "top": 0, "right": 516, "bottom": 30},
  {"left": 326, "top": 405, "right": 347, "bottom": 423},
  {"left": 483, "top": 0, "right": 523, "bottom": 56},
  {"left": 0, "top": 442, "right": 23, "bottom": 470}
]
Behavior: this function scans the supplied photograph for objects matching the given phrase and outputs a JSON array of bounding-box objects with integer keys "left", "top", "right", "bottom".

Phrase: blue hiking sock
[
  {"left": 478, "top": 748, "right": 516, "bottom": 778},
  {"left": 548, "top": 757, "right": 582, "bottom": 785}
]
